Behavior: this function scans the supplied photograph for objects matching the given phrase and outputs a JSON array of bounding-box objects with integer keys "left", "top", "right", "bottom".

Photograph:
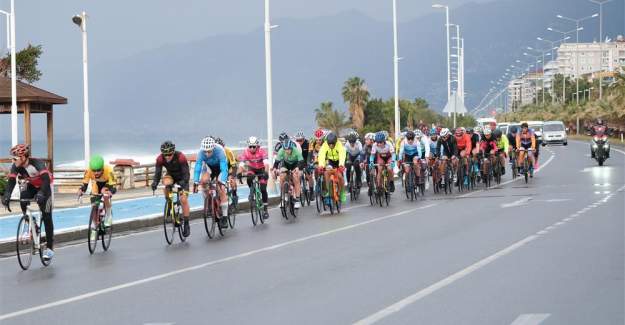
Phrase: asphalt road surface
[{"left": 1, "top": 141, "right": 623, "bottom": 325}]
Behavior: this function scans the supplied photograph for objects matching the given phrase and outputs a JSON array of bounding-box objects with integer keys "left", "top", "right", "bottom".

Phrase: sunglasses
[
  {"left": 93, "top": 169, "right": 103, "bottom": 173},
  {"left": 164, "top": 153, "right": 174, "bottom": 157},
  {"left": 248, "top": 146, "right": 258, "bottom": 149}
]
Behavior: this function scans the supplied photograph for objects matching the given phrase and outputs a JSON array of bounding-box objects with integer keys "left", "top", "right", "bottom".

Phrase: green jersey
[{"left": 276, "top": 147, "right": 303, "bottom": 164}]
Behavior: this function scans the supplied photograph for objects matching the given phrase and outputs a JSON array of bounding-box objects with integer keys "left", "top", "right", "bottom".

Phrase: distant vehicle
[
  {"left": 542, "top": 121, "right": 568, "bottom": 146},
  {"left": 506, "top": 123, "right": 521, "bottom": 135},
  {"left": 476, "top": 118, "right": 497, "bottom": 129},
  {"left": 497, "top": 122, "right": 510, "bottom": 135}
]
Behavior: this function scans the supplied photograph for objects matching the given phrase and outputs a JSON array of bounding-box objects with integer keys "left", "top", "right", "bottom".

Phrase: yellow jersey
[
  {"left": 318, "top": 141, "right": 346, "bottom": 167},
  {"left": 82, "top": 164, "right": 117, "bottom": 194}
]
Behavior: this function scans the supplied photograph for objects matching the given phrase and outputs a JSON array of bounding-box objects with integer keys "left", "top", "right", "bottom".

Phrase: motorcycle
[{"left": 591, "top": 135, "right": 610, "bottom": 166}]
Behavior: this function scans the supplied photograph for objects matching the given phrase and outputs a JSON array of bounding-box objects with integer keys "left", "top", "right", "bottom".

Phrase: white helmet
[
  {"left": 201, "top": 137, "right": 216, "bottom": 151},
  {"left": 440, "top": 128, "right": 450, "bottom": 137},
  {"left": 365, "top": 133, "right": 375, "bottom": 140},
  {"left": 415, "top": 130, "right": 423, "bottom": 138},
  {"left": 484, "top": 127, "right": 493, "bottom": 136},
  {"left": 294, "top": 131, "right": 305, "bottom": 140},
  {"left": 247, "top": 136, "right": 260, "bottom": 146},
  {"left": 475, "top": 126, "right": 483, "bottom": 133}
]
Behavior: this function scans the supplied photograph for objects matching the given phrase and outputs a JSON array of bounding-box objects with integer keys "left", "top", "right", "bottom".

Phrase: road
[{"left": 0, "top": 141, "right": 623, "bottom": 325}]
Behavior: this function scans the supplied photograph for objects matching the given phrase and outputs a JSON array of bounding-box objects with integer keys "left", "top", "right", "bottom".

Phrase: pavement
[{"left": 0, "top": 141, "right": 623, "bottom": 325}]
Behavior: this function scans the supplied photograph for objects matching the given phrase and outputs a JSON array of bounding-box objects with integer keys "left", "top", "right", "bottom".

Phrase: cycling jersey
[
  {"left": 6, "top": 158, "right": 52, "bottom": 191},
  {"left": 153, "top": 151, "right": 190, "bottom": 190},
  {"left": 360, "top": 144, "right": 373, "bottom": 163},
  {"left": 437, "top": 136, "right": 457, "bottom": 159},
  {"left": 495, "top": 135, "right": 510, "bottom": 153},
  {"left": 399, "top": 138, "right": 429, "bottom": 160},
  {"left": 298, "top": 139, "right": 310, "bottom": 162},
  {"left": 318, "top": 141, "right": 346, "bottom": 168},
  {"left": 194, "top": 145, "right": 228, "bottom": 183},
  {"left": 223, "top": 147, "right": 238, "bottom": 170},
  {"left": 345, "top": 140, "right": 363, "bottom": 158},
  {"left": 308, "top": 139, "right": 323, "bottom": 164},
  {"left": 238, "top": 147, "right": 268, "bottom": 170},
  {"left": 480, "top": 138, "right": 498, "bottom": 153},
  {"left": 470, "top": 133, "right": 481, "bottom": 149},
  {"left": 369, "top": 142, "right": 396, "bottom": 165},
  {"left": 428, "top": 139, "right": 439, "bottom": 158},
  {"left": 507, "top": 133, "right": 518, "bottom": 150},
  {"left": 82, "top": 164, "right": 117, "bottom": 194},
  {"left": 273, "top": 147, "right": 304, "bottom": 170},
  {"left": 516, "top": 130, "right": 536, "bottom": 150},
  {"left": 455, "top": 134, "right": 472, "bottom": 153}
]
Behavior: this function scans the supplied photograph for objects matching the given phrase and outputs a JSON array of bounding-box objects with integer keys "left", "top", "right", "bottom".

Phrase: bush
[{"left": 0, "top": 173, "right": 7, "bottom": 197}]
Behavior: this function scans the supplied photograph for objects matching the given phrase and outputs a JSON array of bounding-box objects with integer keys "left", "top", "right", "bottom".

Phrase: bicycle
[
  {"left": 278, "top": 168, "right": 299, "bottom": 219},
  {"left": 414, "top": 159, "right": 427, "bottom": 197},
  {"left": 493, "top": 152, "right": 503, "bottom": 185},
  {"left": 202, "top": 180, "right": 234, "bottom": 238},
  {"left": 81, "top": 193, "right": 113, "bottom": 254},
  {"left": 244, "top": 174, "right": 265, "bottom": 226},
  {"left": 346, "top": 161, "right": 361, "bottom": 202},
  {"left": 469, "top": 154, "right": 480, "bottom": 191},
  {"left": 440, "top": 157, "right": 454, "bottom": 195},
  {"left": 323, "top": 166, "right": 341, "bottom": 214},
  {"left": 372, "top": 164, "right": 391, "bottom": 207},
  {"left": 429, "top": 157, "right": 441, "bottom": 194},
  {"left": 300, "top": 169, "right": 311, "bottom": 207},
  {"left": 518, "top": 148, "right": 533, "bottom": 184},
  {"left": 11, "top": 179, "right": 51, "bottom": 270},
  {"left": 456, "top": 155, "right": 469, "bottom": 193},
  {"left": 367, "top": 164, "right": 379, "bottom": 205},
  {"left": 509, "top": 149, "right": 518, "bottom": 179},
  {"left": 159, "top": 184, "right": 186, "bottom": 245},
  {"left": 314, "top": 170, "right": 327, "bottom": 213},
  {"left": 402, "top": 162, "right": 417, "bottom": 201},
  {"left": 481, "top": 153, "right": 493, "bottom": 188}
]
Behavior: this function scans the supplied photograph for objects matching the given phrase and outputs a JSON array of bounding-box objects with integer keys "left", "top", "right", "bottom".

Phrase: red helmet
[
  {"left": 314, "top": 128, "right": 324, "bottom": 139},
  {"left": 10, "top": 144, "right": 30, "bottom": 157}
]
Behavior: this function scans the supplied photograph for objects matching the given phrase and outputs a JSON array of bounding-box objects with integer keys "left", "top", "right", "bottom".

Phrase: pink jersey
[{"left": 238, "top": 148, "right": 268, "bottom": 170}]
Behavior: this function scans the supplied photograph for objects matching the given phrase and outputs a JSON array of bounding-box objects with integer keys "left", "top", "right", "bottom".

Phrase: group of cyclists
[{"left": 1, "top": 121, "right": 539, "bottom": 263}]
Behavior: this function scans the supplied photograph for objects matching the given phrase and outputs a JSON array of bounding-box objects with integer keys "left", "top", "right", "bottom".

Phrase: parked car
[
  {"left": 542, "top": 121, "right": 568, "bottom": 146},
  {"left": 497, "top": 122, "right": 510, "bottom": 135}
]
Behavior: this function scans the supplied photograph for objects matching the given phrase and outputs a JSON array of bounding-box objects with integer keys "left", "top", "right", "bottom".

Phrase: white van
[{"left": 542, "top": 121, "right": 568, "bottom": 146}]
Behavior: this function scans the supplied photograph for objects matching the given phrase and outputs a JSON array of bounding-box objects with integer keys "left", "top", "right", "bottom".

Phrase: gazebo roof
[{"left": 0, "top": 77, "right": 67, "bottom": 106}]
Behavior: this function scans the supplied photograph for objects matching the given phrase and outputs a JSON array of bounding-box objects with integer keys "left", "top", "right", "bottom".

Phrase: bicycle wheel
[
  {"left": 404, "top": 168, "right": 413, "bottom": 201},
  {"left": 38, "top": 217, "right": 51, "bottom": 267},
  {"left": 228, "top": 198, "right": 237, "bottom": 229},
  {"left": 102, "top": 210, "right": 113, "bottom": 251},
  {"left": 88, "top": 206, "right": 99, "bottom": 254},
  {"left": 315, "top": 182, "right": 323, "bottom": 213},
  {"left": 523, "top": 158, "right": 529, "bottom": 184},
  {"left": 164, "top": 200, "right": 176, "bottom": 245},
  {"left": 16, "top": 215, "right": 33, "bottom": 270},
  {"left": 203, "top": 196, "right": 216, "bottom": 239},
  {"left": 280, "top": 182, "right": 289, "bottom": 220},
  {"left": 250, "top": 193, "right": 259, "bottom": 226},
  {"left": 214, "top": 199, "right": 225, "bottom": 237}
]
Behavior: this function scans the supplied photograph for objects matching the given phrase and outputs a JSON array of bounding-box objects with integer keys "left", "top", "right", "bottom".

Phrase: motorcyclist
[{"left": 590, "top": 119, "right": 610, "bottom": 159}]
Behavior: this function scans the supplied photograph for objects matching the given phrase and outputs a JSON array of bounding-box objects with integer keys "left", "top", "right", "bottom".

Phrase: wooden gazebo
[{"left": 0, "top": 77, "right": 67, "bottom": 172}]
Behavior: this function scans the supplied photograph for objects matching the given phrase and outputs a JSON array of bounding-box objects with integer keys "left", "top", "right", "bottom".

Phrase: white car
[{"left": 542, "top": 121, "right": 568, "bottom": 146}]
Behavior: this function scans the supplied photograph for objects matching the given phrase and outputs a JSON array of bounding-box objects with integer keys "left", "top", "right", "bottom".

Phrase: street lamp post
[
  {"left": 264, "top": 0, "right": 278, "bottom": 167},
  {"left": 392, "top": 0, "right": 401, "bottom": 138},
  {"left": 0, "top": 10, "right": 10, "bottom": 50},
  {"left": 589, "top": 0, "right": 613, "bottom": 99},
  {"left": 9, "top": 0, "right": 17, "bottom": 146},
  {"left": 557, "top": 13, "right": 598, "bottom": 105},
  {"left": 432, "top": 4, "right": 451, "bottom": 100},
  {"left": 72, "top": 12, "right": 90, "bottom": 167}
]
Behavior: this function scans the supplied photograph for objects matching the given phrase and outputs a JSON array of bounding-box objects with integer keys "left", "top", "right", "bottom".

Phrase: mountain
[{"left": 27, "top": 0, "right": 624, "bottom": 143}]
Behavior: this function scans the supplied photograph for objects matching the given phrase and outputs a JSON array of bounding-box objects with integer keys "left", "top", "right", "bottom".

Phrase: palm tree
[
  {"left": 314, "top": 102, "right": 350, "bottom": 135},
  {"left": 342, "top": 77, "right": 370, "bottom": 130}
]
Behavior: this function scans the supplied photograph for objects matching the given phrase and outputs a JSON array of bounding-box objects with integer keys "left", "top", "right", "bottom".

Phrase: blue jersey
[
  {"left": 399, "top": 139, "right": 421, "bottom": 158},
  {"left": 193, "top": 145, "right": 228, "bottom": 183}
]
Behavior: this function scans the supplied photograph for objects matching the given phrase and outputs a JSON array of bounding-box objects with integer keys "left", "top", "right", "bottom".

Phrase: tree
[
  {"left": 342, "top": 77, "right": 369, "bottom": 130},
  {"left": 314, "top": 101, "right": 350, "bottom": 135},
  {"left": 0, "top": 44, "right": 43, "bottom": 83}
]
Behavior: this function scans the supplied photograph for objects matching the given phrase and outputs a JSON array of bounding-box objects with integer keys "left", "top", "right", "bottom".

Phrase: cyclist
[
  {"left": 360, "top": 132, "right": 375, "bottom": 195},
  {"left": 345, "top": 131, "right": 363, "bottom": 189},
  {"left": 414, "top": 129, "right": 431, "bottom": 159},
  {"left": 307, "top": 129, "right": 326, "bottom": 200},
  {"left": 493, "top": 129, "right": 509, "bottom": 175},
  {"left": 238, "top": 136, "right": 270, "bottom": 219},
  {"left": 479, "top": 127, "right": 499, "bottom": 180},
  {"left": 317, "top": 132, "right": 347, "bottom": 202},
  {"left": 507, "top": 125, "right": 519, "bottom": 163},
  {"left": 590, "top": 118, "right": 609, "bottom": 159},
  {"left": 454, "top": 127, "right": 472, "bottom": 182},
  {"left": 273, "top": 139, "right": 305, "bottom": 209},
  {"left": 437, "top": 128, "right": 457, "bottom": 160},
  {"left": 428, "top": 128, "right": 439, "bottom": 159},
  {"left": 399, "top": 130, "right": 422, "bottom": 183},
  {"left": 273, "top": 132, "right": 291, "bottom": 158},
  {"left": 193, "top": 136, "right": 230, "bottom": 228},
  {"left": 214, "top": 137, "right": 239, "bottom": 207},
  {"left": 2, "top": 144, "right": 55, "bottom": 261},
  {"left": 294, "top": 131, "right": 310, "bottom": 163},
  {"left": 369, "top": 131, "right": 396, "bottom": 193},
  {"left": 151, "top": 141, "right": 191, "bottom": 237},
  {"left": 79, "top": 155, "right": 116, "bottom": 228},
  {"left": 515, "top": 122, "right": 536, "bottom": 178}
]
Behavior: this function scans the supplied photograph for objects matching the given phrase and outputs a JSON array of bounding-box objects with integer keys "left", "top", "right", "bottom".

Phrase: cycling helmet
[
  {"left": 314, "top": 128, "right": 324, "bottom": 139},
  {"left": 365, "top": 132, "right": 375, "bottom": 141},
  {"left": 509, "top": 125, "right": 519, "bottom": 135},
  {"left": 475, "top": 126, "right": 483, "bottom": 134},
  {"left": 440, "top": 128, "right": 450, "bottom": 137},
  {"left": 596, "top": 118, "right": 604, "bottom": 126},
  {"left": 415, "top": 130, "right": 423, "bottom": 139},
  {"left": 201, "top": 137, "right": 216, "bottom": 151},
  {"left": 294, "top": 131, "right": 305, "bottom": 140},
  {"left": 247, "top": 136, "right": 260, "bottom": 146},
  {"left": 89, "top": 155, "right": 104, "bottom": 171},
  {"left": 282, "top": 139, "right": 295, "bottom": 150},
  {"left": 326, "top": 132, "right": 338, "bottom": 145},
  {"left": 493, "top": 129, "right": 502, "bottom": 139},
  {"left": 466, "top": 128, "right": 474, "bottom": 134},
  {"left": 9, "top": 143, "right": 30, "bottom": 157},
  {"left": 430, "top": 128, "right": 438, "bottom": 136},
  {"left": 278, "top": 132, "right": 289, "bottom": 142},
  {"left": 406, "top": 130, "right": 415, "bottom": 140},
  {"left": 160, "top": 141, "right": 176, "bottom": 155},
  {"left": 214, "top": 137, "right": 225, "bottom": 147},
  {"left": 381, "top": 130, "right": 389, "bottom": 139},
  {"left": 346, "top": 132, "right": 358, "bottom": 143},
  {"left": 484, "top": 128, "right": 493, "bottom": 136},
  {"left": 374, "top": 131, "right": 386, "bottom": 143}
]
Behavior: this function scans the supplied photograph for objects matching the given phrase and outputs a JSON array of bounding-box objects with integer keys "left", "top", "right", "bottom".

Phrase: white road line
[
  {"left": 509, "top": 313, "right": 551, "bottom": 325},
  {"left": 501, "top": 197, "right": 532, "bottom": 208},
  {"left": 0, "top": 203, "right": 437, "bottom": 321},
  {"left": 353, "top": 187, "right": 622, "bottom": 325}
]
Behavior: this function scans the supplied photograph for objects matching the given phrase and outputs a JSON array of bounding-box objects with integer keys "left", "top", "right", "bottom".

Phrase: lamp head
[{"left": 72, "top": 15, "right": 82, "bottom": 27}]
